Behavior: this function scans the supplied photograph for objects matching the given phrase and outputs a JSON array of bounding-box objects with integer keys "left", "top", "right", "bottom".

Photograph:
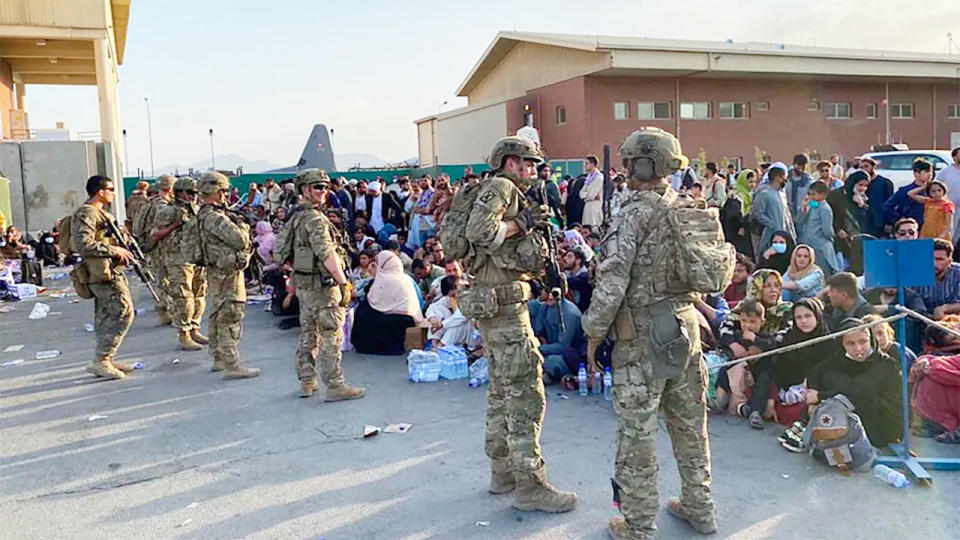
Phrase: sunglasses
[
  {"left": 186, "top": 190, "right": 198, "bottom": 195},
  {"left": 102, "top": 186, "right": 115, "bottom": 192},
  {"left": 311, "top": 183, "right": 329, "bottom": 190}
]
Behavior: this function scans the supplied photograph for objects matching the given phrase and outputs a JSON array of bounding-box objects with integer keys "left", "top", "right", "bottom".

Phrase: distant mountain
[
  {"left": 155, "top": 154, "right": 284, "bottom": 175},
  {"left": 335, "top": 153, "right": 388, "bottom": 169}
]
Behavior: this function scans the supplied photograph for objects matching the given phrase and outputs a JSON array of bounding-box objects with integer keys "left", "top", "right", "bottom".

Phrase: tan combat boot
[
  {"left": 512, "top": 476, "right": 577, "bottom": 513},
  {"left": 223, "top": 364, "right": 260, "bottom": 380},
  {"left": 109, "top": 358, "right": 136, "bottom": 373},
  {"left": 299, "top": 379, "right": 319, "bottom": 398},
  {"left": 86, "top": 356, "right": 125, "bottom": 380},
  {"left": 179, "top": 330, "right": 203, "bottom": 351},
  {"left": 665, "top": 497, "right": 717, "bottom": 535},
  {"left": 489, "top": 459, "right": 516, "bottom": 494},
  {"left": 608, "top": 516, "right": 655, "bottom": 540},
  {"left": 190, "top": 329, "right": 210, "bottom": 345},
  {"left": 324, "top": 382, "right": 366, "bottom": 402},
  {"left": 211, "top": 359, "right": 226, "bottom": 372}
]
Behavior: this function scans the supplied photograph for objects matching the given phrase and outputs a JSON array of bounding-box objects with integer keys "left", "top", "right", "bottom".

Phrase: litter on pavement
[
  {"left": 28, "top": 303, "right": 50, "bottom": 319},
  {"left": 3, "top": 344, "right": 24, "bottom": 352},
  {"left": 1, "top": 359, "right": 25, "bottom": 367},
  {"left": 87, "top": 415, "right": 109, "bottom": 422},
  {"left": 363, "top": 425, "right": 381, "bottom": 438},
  {"left": 384, "top": 423, "right": 413, "bottom": 434},
  {"left": 36, "top": 350, "right": 61, "bottom": 359}
]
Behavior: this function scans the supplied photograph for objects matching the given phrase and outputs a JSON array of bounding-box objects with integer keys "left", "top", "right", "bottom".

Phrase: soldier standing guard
[
  {"left": 582, "top": 128, "right": 734, "bottom": 539},
  {"left": 196, "top": 172, "right": 260, "bottom": 379},
  {"left": 276, "top": 169, "right": 365, "bottom": 401},
  {"left": 460, "top": 136, "right": 577, "bottom": 513},
  {"left": 153, "top": 177, "right": 209, "bottom": 351},
  {"left": 71, "top": 175, "right": 137, "bottom": 379},
  {"left": 134, "top": 174, "right": 175, "bottom": 325}
]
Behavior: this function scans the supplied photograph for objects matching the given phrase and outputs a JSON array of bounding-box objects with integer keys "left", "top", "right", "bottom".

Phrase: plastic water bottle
[
  {"left": 873, "top": 464, "right": 910, "bottom": 488},
  {"left": 603, "top": 367, "right": 613, "bottom": 401},
  {"left": 578, "top": 363, "right": 588, "bottom": 396},
  {"left": 592, "top": 371, "right": 602, "bottom": 395},
  {"left": 264, "top": 285, "right": 274, "bottom": 296},
  {"left": 468, "top": 377, "right": 480, "bottom": 388}
]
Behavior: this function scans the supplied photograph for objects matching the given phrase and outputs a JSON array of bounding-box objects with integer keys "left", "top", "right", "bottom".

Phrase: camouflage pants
[
  {"left": 207, "top": 269, "right": 245, "bottom": 368},
  {"left": 164, "top": 263, "right": 207, "bottom": 332},
  {"left": 476, "top": 301, "right": 547, "bottom": 482},
  {"left": 612, "top": 304, "right": 714, "bottom": 537},
  {"left": 146, "top": 251, "right": 172, "bottom": 317},
  {"left": 293, "top": 276, "right": 345, "bottom": 385},
  {"left": 88, "top": 273, "right": 135, "bottom": 359}
]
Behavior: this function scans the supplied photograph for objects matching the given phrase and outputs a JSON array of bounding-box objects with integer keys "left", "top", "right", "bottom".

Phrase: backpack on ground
[
  {"left": 809, "top": 394, "right": 876, "bottom": 472},
  {"left": 439, "top": 182, "right": 483, "bottom": 261},
  {"left": 665, "top": 202, "right": 736, "bottom": 294}
]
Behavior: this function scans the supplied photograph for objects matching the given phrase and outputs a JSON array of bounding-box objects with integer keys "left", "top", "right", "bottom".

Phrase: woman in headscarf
[
  {"left": 721, "top": 169, "right": 756, "bottom": 258},
  {"left": 746, "top": 268, "right": 793, "bottom": 335},
  {"left": 758, "top": 230, "right": 794, "bottom": 275},
  {"left": 563, "top": 229, "right": 595, "bottom": 262},
  {"left": 253, "top": 221, "right": 276, "bottom": 267},
  {"left": 351, "top": 251, "right": 424, "bottom": 356},
  {"left": 781, "top": 244, "right": 825, "bottom": 303},
  {"left": 910, "top": 354, "right": 960, "bottom": 444}
]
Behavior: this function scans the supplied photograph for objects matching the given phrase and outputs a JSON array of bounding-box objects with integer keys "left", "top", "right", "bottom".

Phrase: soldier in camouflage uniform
[
  {"left": 196, "top": 172, "right": 260, "bottom": 379},
  {"left": 462, "top": 136, "right": 577, "bottom": 513},
  {"left": 275, "top": 169, "right": 365, "bottom": 401},
  {"left": 134, "top": 174, "right": 175, "bottom": 325},
  {"left": 72, "top": 175, "right": 137, "bottom": 380},
  {"left": 153, "top": 177, "right": 209, "bottom": 351},
  {"left": 582, "top": 128, "right": 724, "bottom": 539}
]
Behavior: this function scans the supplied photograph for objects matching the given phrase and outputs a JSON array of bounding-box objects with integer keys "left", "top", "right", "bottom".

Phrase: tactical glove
[
  {"left": 338, "top": 282, "right": 354, "bottom": 308},
  {"left": 516, "top": 204, "right": 551, "bottom": 233}
]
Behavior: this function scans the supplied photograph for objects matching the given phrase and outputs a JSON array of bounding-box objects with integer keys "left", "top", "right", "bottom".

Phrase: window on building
[
  {"left": 826, "top": 102, "right": 852, "bottom": 119},
  {"left": 948, "top": 104, "right": 960, "bottom": 119},
  {"left": 808, "top": 99, "right": 821, "bottom": 111},
  {"left": 756, "top": 101, "right": 770, "bottom": 112},
  {"left": 891, "top": 102, "right": 914, "bottom": 119},
  {"left": 556, "top": 106, "right": 566, "bottom": 125},
  {"left": 866, "top": 102, "right": 878, "bottom": 119},
  {"left": 680, "top": 102, "right": 711, "bottom": 119},
  {"left": 637, "top": 101, "right": 671, "bottom": 120},
  {"left": 718, "top": 102, "right": 749, "bottom": 119},
  {"left": 614, "top": 101, "right": 629, "bottom": 120}
]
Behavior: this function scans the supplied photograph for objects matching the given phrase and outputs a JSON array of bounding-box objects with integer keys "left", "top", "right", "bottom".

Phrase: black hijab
[
  {"left": 773, "top": 297, "right": 833, "bottom": 387},
  {"left": 762, "top": 230, "right": 794, "bottom": 275}
]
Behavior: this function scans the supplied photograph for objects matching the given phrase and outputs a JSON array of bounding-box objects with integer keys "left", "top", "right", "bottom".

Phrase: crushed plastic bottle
[
  {"left": 132, "top": 362, "right": 145, "bottom": 370},
  {"left": 36, "top": 350, "right": 61, "bottom": 359},
  {"left": 83, "top": 323, "right": 94, "bottom": 332},
  {"left": 873, "top": 464, "right": 910, "bottom": 488}
]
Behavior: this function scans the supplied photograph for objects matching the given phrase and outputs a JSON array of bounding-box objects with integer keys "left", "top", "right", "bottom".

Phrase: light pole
[
  {"left": 209, "top": 128, "right": 216, "bottom": 171},
  {"left": 438, "top": 100, "right": 448, "bottom": 113},
  {"left": 144, "top": 97, "right": 155, "bottom": 177},
  {"left": 122, "top": 129, "right": 129, "bottom": 177}
]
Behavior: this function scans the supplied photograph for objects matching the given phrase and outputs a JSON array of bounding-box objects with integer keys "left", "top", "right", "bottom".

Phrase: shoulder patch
[{"left": 479, "top": 190, "right": 496, "bottom": 204}]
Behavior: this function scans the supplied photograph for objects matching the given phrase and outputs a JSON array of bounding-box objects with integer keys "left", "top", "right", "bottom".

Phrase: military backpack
[
  {"left": 439, "top": 182, "right": 483, "bottom": 261},
  {"left": 180, "top": 208, "right": 208, "bottom": 267}
]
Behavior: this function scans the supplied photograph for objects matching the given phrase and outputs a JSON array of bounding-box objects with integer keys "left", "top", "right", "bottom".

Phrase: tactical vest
[{"left": 291, "top": 209, "right": 328, "bottom": 275}]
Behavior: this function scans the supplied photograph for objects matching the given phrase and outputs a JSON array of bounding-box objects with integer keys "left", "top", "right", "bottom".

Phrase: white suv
[{"left": 859, "top": 150, "right": 953, "bottom": 189}]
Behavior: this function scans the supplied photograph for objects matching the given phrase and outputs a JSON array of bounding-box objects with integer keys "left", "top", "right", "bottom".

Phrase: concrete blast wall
[{"left": 0, "top": 140, "right": 120, "bottom": 233}]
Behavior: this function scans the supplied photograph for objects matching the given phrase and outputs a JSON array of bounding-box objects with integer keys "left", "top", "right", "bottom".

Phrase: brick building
[{"left": 416, "top": 31, "right": 960, "bottom": 169}]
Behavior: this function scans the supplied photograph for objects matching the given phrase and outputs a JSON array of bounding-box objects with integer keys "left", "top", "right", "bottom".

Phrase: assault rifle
[
  {"left": 104, "top": 217, "right": 161, "bottom": 303},
  {"left": 538, "top": 181, "right": 568, "bottom": 332}
]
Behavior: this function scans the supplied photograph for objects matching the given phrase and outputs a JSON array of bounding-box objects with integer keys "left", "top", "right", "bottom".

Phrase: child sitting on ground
[
  {"left": 909, "top": 179, "right": 954, "bottom": 241},
  {"left": 713, "top": 299, "right": 777, "bottom": 420}
]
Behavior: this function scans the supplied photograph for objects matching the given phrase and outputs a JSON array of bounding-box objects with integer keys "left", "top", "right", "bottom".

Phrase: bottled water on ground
[
  {"left": 578, "top": 364, "right": 588, "bottom": 397},
  {"left": 604, "top": 367, "right": 613, "bottom": 401},
  {"left": 873, "top": 464, "right": 910, "bottom": 488},
  {"left": 592, "top": 371, "right": 602, "bottom": 395}
]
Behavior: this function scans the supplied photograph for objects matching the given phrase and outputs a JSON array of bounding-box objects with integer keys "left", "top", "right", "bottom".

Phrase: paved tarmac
[{"left": 1, "top": 279, "right": 958, "bottom": 539}]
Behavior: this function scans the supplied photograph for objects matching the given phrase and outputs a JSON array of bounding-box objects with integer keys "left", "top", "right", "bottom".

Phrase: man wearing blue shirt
[
  {"left": 883, "top": 158, "right": 932, "bottom": 231},
  {"left": 916, "top": 239, "right": 960, "bottom": 320},
  {"left": 532, "top": 289, "right": 585, "bottom": 384}
]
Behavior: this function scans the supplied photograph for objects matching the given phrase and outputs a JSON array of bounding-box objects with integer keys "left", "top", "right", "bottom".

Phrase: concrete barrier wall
[{"left": 0, "top": 140, "right": 119, "bottom": 233}]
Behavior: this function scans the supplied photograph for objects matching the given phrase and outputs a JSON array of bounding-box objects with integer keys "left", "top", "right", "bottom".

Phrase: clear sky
[{"left": 24, "top": 0, "right": 960, "bottom": 174}]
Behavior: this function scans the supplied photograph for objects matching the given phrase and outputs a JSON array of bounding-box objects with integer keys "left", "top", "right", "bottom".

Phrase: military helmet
[
  {"left": 294, "top": 168, "right": 330, "bottom": 189},
  {"left": 488, "top": 136, "right": 544, "bottom": 169},
  {"left": 618, "top": 127, "right": 688, "bottom": 178},
  {"left": 198, "top": 171, "right": 230, "bottom": 194},
  {"left": 155, "top": 174, "right": 176, "bottom": 190},
  {"left": 174, "top": 177, "right": 197, "bottom": 192}
]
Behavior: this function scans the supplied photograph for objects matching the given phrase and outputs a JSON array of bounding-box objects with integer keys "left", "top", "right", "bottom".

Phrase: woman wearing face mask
[
  {"left": 805, "top": 318, "right": 903, "bottom": 448},
  {"left": 760, "top": 231, "right": 794, "bottom": 275},
  {"left": 781, "top": 245, "right": 825, "bottom": 303}
]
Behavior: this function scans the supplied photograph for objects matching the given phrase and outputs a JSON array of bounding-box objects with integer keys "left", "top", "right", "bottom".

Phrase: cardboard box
[
  {"left": 404, "top": 327, "right": 427, "bottom": 352},
  {"left": 11, "top": 283, "right": 37, "bottom": 299}
]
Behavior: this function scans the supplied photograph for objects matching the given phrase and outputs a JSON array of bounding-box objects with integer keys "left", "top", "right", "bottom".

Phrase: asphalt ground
[{"left": 1, "top": 277, "right": 958, "bottom": 539}]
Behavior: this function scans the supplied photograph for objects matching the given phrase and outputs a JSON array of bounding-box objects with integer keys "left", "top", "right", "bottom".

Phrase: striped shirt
[{"left": 917, "top": 262, "right": 960, "bottom": 310}]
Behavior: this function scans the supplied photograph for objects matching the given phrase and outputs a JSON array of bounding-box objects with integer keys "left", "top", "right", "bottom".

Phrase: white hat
[
  {"left": 348, "top": 179, "right": 358, "bottom": 186},
  {"left": 368, "top": 181, "right": 382, "bottom": 193}
]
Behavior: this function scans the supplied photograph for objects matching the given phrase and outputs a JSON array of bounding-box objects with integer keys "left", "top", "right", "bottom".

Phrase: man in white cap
[{"left": 357, "top": 181, "right": 385, "bottom": 233}]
